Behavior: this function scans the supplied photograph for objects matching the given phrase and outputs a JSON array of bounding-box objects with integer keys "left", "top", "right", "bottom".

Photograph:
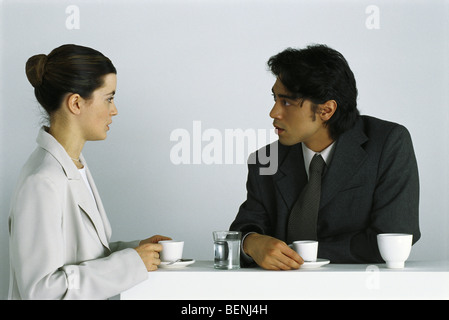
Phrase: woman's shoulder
[{"left": 18, "top": 147, "right": 69, "bottom": 189}]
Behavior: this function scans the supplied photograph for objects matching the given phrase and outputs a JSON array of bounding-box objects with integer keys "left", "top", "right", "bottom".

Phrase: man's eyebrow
[
  {"left": 105, "top": 90, "right": 116, "bottom": 96},
  {"left": 271, "top": 87, "right": 297, "bottom": 100}
]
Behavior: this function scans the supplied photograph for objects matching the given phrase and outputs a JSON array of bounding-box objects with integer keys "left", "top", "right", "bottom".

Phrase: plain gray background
[{"left": 1, "top": 0, "right": 448, "bottom": 299}]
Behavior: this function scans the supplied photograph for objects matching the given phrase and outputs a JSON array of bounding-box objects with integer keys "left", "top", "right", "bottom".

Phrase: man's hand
[
  {"left": 135, "top": 235, "right": 172, "bottom": 271},
  {"left": 243, "top": 233, "right": 303, "bottom": 270}
]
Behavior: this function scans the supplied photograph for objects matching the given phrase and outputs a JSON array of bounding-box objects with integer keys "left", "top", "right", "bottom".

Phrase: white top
[{"left": 78, "top": 167, "right": 96, "bottom": 204}]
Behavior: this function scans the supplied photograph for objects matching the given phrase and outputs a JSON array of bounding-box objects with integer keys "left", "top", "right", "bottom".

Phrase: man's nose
[{"left": 269, "top": 101, "right": 282, "bottom": 119}]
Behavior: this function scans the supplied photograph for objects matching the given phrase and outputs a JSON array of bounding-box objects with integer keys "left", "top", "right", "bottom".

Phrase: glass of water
[{"left": 212, "top": 231, "right": 241, "bottom": 269}]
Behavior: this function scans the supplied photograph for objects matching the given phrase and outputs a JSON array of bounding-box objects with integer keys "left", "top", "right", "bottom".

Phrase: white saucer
[
  {"left": 301, "top": 258, "right": 330, "bottom": 269},
  {"left": 159, "top": 259, "right": 195, "bottom": 269}
]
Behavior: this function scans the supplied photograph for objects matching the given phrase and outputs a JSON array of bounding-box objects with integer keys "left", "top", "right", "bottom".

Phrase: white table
[{"left": 121, "top": 260, "right": 449, "bottom": 300}]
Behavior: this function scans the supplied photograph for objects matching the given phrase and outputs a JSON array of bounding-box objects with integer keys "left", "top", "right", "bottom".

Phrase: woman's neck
[{"left": 48, "top": 121, "right": 86, "bottom": 169}]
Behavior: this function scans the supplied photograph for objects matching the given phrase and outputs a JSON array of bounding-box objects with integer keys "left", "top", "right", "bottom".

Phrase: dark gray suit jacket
[{"left": 230, "top": 116, "right": 420, "bottom": 265}]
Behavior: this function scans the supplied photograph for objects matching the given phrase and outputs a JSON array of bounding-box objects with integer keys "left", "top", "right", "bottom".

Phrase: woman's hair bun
[
  {"left": 25, "top": 54, "right": 48, "bottom": 88},
  {"left": 25, "top": 44, "right": 116, "bottom": 115}
]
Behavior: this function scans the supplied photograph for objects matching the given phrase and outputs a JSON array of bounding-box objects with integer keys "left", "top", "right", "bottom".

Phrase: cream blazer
[{"left": 8, "top": 128, "right": 148, "bottom": 299}]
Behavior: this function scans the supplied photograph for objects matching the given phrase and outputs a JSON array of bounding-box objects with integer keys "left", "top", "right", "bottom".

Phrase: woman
[{"left": 8, "top": 44, "right": 170, "bottom": 299}]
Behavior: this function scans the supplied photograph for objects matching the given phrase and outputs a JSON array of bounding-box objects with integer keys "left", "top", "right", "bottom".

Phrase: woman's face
[{"left": 80, "top": 73, "right": 118, "bottom": 141}]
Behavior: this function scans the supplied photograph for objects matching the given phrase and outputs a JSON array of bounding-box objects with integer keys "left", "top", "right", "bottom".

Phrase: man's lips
[{"left": 273, "top": 124, "right": 285, "bottom": 135}]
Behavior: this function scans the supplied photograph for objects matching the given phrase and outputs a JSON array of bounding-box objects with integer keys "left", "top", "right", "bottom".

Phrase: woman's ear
[{"left": 66, "top": 93, "right": 83, "bottom": 115}]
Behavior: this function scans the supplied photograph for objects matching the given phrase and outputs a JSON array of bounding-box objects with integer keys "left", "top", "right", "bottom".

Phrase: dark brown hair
[
  {"left": 268, "top": 44, "right": 359, "bottom": 140},
  {"left": 26, "top": 44, "right": 116, "bottom": 116}
]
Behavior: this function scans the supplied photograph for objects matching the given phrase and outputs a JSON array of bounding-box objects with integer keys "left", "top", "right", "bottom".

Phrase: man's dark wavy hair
[{"left": 267, "top": 44, "right": 360, "bottom": 140}]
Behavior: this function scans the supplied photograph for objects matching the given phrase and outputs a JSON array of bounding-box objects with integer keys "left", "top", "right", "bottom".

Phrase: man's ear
[
  {"left": 319, "top": 100, "right": 337, "bottom": 121},
  {"left": 66, "top": 93, "right": 83, "bottom": 115}
]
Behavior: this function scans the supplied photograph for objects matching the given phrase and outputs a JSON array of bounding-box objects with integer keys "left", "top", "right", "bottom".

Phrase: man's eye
[{"left": 272, "top": 93, "right": 277, "bottom": 101}]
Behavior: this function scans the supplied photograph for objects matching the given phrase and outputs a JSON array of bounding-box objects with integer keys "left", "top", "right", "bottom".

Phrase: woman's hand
[
  {"left": 135, "top": 235, "right": 172, "bottom": 271},
  {"left": 139, "top": 235, "right": 172, "bottom": 245}
]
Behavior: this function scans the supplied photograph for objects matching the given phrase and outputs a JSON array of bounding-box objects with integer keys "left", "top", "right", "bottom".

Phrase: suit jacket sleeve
[
  {"left": 230, "top": 153, "right": 274, "bottom": 267},
  {"left": 109, "top": 240, "right": 141, "bottom": 252},
  {"left": 231, "top": 165, "right": 271, "bottom": 235}
]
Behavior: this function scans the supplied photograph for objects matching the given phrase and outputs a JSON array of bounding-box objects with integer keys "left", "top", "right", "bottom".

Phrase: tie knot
[{"left": 309, "top": 154, "right": 325, "bottom": 175}]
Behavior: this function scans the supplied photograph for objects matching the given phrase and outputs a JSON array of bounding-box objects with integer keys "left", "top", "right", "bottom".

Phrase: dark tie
[{"left": 287, "top": 154, "right": 326, "bottom": 243}]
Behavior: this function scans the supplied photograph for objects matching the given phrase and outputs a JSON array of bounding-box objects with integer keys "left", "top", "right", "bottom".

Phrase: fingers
[
  {"left": 273, "top": 240, "right": 304, "bottom": 268},
  {"left": 151, "top": 235, "right": 172, "bottom": 243},
  {"left": 134, "top": 243, "right": 163, "bottom": 272},
  {"left": 245, "top": 234, "right": 303, "bottom": 271},
  {"left": 140, "top": 235, "right": 172, "bottom": 245},
  {"left": 149, "top": 251, "right": 161, "bottom": 271},
  {"left": 145, "top": 256, "right": 161, "bottom": 272},
  {"left": 142, "top": 242, "right": 163, "bottom": 252},
  {"left": 282, "top": 245, "right": 304, "bottom": 265},
  {"left": 265, "top": 246, "right": 303, "bottom": 270}
]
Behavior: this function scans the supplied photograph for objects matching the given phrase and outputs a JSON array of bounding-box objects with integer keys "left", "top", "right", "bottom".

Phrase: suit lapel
[
  {"left": 273, "top": 143, "right": 308, "bottom": 211},
  {"left": 81, "top": 155, "right": 112, "bottom": 244},
  {"left": 272, "top": 117, "right": 369, "bottom": 212},
  {"left": 68, "top": 177, "right": 110, "bottom": 250},
  {"left": 36, "top": 128, "right": 110, "bottom": 250},
  {"left": 320, "top": 119, "right": 368, "bottom": 209}
]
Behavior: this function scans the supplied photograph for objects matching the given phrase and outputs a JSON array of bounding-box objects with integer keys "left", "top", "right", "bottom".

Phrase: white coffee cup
[
  {"left": 159, "top": 240, "right": 184, "bottom": 262},
  {"left": 377, "top": 233, "right": 412, "bottom": 269},
  {"left": 292, "top": 240, "right": 318, "bottom": 262}
]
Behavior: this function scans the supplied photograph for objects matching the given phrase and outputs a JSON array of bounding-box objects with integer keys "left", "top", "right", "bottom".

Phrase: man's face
[{"left": 270, "top": 78, "right": 326, "bottom": 149}]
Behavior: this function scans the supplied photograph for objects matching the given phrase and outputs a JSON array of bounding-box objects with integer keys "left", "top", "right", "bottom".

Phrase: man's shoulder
[
  {"left": 348, "top": 115, "right": 415, "bottom": 158},
  {"left": 358, "top": 115, "right": 410, "bottom": 139},
  {"left": 360, "top": 115, "right": 400, "bottom": 129}
]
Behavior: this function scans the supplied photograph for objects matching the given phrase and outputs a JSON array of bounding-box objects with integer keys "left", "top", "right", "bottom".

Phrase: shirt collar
[{"left": 302, "top": 141, "right": 335, "bottom": 177}]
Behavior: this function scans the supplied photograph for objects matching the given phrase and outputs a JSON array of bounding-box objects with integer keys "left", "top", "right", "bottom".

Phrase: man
[{"left": 230, "top": 44, "right": 420, "bottom": 270}]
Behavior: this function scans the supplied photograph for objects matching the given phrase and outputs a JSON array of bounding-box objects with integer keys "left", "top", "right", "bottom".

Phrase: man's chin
[{"left": 278, "top": 137, "right": 301, "bottom": 147}]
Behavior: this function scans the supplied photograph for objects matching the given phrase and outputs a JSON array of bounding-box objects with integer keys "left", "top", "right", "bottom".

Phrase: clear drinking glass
[{"left": 212, "top": 231, "right": 241, "bottom": 269}]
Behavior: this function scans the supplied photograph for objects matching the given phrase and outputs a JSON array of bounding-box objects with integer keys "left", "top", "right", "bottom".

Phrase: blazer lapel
[
  {"left": 273, "top": 143, "right": 308, "bottom": 211},
  {"left": 81, "top": 155, "right": 112, "bottom": 244},
  {"left": 320, "top": 119, "right": 369, "bottom": 209},
  {"left": 36, "top": 127, "right": 110, "bottom": 250},
  {"left": 67, "top": 177, "right": 110, "bottom": 250},
  {"left": 271, "top": 117, "right": 369, "bottom": 213}
]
